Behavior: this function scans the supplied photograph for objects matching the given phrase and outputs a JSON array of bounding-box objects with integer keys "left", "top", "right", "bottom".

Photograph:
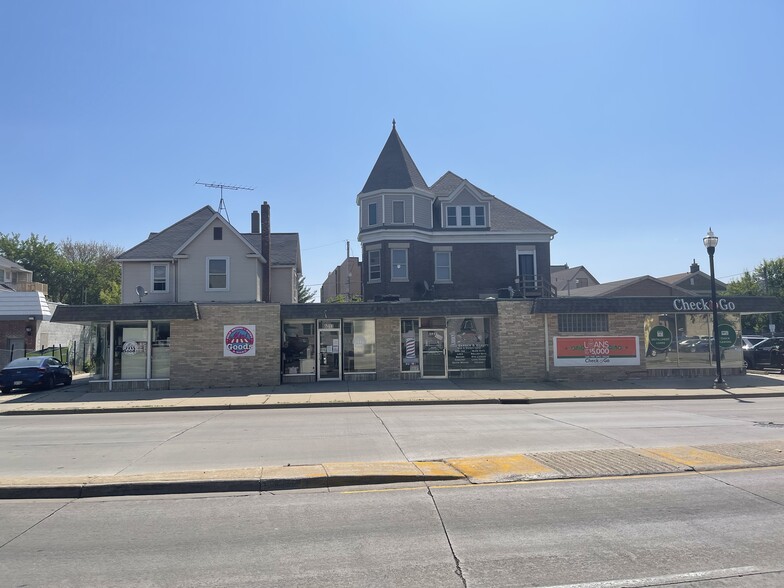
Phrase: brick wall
[
  {"left": 375, "top": 317, "right": 402, "bottom": 380},
  {"left": 170, "top": 303, "right": 281, "bottom": 388},
  {"left": 495, "top": 301, "right": 548, "bottom": 382}
]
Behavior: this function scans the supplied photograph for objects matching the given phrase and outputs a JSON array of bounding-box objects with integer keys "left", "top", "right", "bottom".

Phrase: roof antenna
[
  {"left": 195, "top": 181, "right": 254, "bottom": 223},
  {"left": 392, "top": 118, "right": 396, "bottom": 129}
]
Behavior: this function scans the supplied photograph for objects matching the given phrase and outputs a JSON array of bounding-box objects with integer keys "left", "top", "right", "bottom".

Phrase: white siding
[
  {"left": 271, "top": 266, "right": 297, "bottom": 303},
  {"left": 121, "top": 262, "right": 176, "bottom": 304}
]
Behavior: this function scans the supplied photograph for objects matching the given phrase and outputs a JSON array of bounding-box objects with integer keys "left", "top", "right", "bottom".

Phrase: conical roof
[{"left": 360, "top": 122, "right": 429, "bottom": 194}]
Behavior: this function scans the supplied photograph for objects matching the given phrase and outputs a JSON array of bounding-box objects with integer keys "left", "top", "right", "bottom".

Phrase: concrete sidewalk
[{"left": 1, "top": 372, "right": 784, "bottom": 415}]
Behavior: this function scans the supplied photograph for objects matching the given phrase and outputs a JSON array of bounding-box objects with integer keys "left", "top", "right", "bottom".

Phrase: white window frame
[
  {"left": 206, "top": 256, "right": 230, "bottom": 291},
  {"left": 390, "top": 248, "right": 409, "bottom": 281},
  {"left": 368, "top": 202, "right": 378, "bottom": 226},
  {"left": 434, "top": 250, "right": 452, "bottom": 283},
  {"left": 445, "top": 205, "right": 487, "bottom": 227},
  {"left": 392, "top": 200, "right": 405, "bottom": 224},
  {"left": 367, "top": 249, "right": 381, "bottom": 283},
  {"left": 151, "top": 263, "right": 169, "bottom": 293}
]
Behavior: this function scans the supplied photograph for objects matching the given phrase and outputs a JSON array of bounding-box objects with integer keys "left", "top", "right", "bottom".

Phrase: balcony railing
[
  {"left": 8, "top": 281, "right": 49, "bottom": 295},
  {"left": 498, "top": 275, "right": 557, "bottom": 299}
]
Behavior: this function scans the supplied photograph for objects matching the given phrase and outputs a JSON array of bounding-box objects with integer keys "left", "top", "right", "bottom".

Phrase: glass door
[
  {"left": 318, "top": 328, "right": 341, "bottom": 380},
  {"left": 420, "top": 328, "right": 447, "bottom": 378}
]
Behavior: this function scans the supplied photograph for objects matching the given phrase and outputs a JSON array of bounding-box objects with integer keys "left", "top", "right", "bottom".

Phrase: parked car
[
  {"left": 743, "top": 338, "right": 784, "bottom": 370},
  {"left": 742, "top": 335, "right": 767, "bottom": 350},
  {"left": 0, "top": 356, "right": 73, "bottom": 394},
  {"left": 678, "top": 337, "right": 713, "bottom": 353}
]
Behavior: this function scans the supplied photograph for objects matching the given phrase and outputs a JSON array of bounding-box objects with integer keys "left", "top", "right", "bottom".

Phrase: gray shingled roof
[
  {"left": 430, "top": 171, "right": 556, "bottom": 235},
  {"left": 117, "top": 206, "right": 217, "bottom": 260},
  {"left": 360, "top": 125, "right": 430, "bottom": 194},
  {"left": 242, "top": 233, "right": 301, "bottom": 269},
  {"left": 562, "top": 276, "right": 694, "bottom": 297}
]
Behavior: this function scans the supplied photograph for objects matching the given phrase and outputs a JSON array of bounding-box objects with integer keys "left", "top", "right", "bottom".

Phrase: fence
[{"left": 1, "top": 341, "right": 92, "bottom": 373}]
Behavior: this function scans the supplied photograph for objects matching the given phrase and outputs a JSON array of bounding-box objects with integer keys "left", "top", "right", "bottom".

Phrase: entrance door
[
  {"left": 318, "top": 328, "right": 341, "bottom": 380},
  {"left": 420, "top": 328, "right": 447, "bottom": 378}
]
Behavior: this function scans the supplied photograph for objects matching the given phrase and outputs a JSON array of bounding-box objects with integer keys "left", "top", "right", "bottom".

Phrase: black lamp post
[{"left": 703, "top": 228, "right": 727, "bottom": 389}]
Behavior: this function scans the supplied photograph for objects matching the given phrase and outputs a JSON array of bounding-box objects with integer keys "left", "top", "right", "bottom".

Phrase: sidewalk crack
[{"left": 368, "top": 407, "right": 410, "bottom": 462}]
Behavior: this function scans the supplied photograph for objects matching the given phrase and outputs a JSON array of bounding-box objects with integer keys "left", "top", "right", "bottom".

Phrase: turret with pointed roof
[{"left": 360, "top": 120, "right": 430, "bottom": 194}]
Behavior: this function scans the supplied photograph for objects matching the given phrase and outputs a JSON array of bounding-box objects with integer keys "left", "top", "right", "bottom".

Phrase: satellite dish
[
  {"left": 423, "top": 280, "right": 430, "bottom": 291},
  {"left": 135, "top": 285, "right": 148, "bottom": 302}
]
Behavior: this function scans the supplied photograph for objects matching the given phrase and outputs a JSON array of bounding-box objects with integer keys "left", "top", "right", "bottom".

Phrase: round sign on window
[
  {"left": 649, "top": 326, "right": 672, "bottom": 351},
  {"left": 718, "top": 324, "right": 737, "bottom": 349}
]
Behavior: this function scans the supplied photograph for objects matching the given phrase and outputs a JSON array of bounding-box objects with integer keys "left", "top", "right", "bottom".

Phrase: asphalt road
[
  {"left": 1, "top": 397, "right": 784, "bottom": 477},
  {"left": 1, "top": 468, "right": 782, "bottom": 587}
]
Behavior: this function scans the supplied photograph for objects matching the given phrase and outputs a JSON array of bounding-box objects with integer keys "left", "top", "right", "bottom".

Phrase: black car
[
  {"left": 743, "top": 337, "right": 784, "bottom": 370},
  {"left": 0, "top": 356, "right": 73, "bottom": 394}
]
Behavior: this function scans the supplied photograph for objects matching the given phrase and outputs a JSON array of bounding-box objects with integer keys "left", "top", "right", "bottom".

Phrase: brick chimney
[
  {"left": 690, "top": 259, "right": 700, "bottom": 274},
  {"left": 251, "top": 210, "right": 260, "bottom": 234},
  {"left": 261, "top": 201, "right": 271, "bottom": 303}
]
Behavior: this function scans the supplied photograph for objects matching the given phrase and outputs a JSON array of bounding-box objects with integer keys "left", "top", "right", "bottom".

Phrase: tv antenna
[{"left": 195, "top": 181, "right": 254, "bottom": 223}]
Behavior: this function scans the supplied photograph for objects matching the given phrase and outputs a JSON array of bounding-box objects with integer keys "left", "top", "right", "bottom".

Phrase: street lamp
[{"left": 703, "top": 228, "right": 727, "bottom": 389}]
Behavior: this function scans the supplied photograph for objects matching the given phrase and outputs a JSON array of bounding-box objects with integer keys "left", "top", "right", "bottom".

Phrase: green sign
[
  {"left": 718, "top": 324, "right": 737, "bottom": 349},
  {"left": 649, "top": 326, "right": 673, "bottom": 351}
]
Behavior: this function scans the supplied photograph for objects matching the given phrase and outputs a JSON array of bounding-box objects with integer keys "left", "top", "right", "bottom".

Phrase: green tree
[
  {"left": 297, "top": 274, "right": 316, "bottom": 303},
  {"left": 325, "top": 293, "right": 363, "bottom": 303},
  {"left": 727, "top": 257, "right": 784, "bottom": 335},
  {"left": 0, "top": 232, "right": 65, "bottom": 298}
]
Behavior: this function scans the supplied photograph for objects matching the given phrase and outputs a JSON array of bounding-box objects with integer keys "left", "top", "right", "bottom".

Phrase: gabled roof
[
  {"left": 550, "top": 266, "right": 599, "bottom": 290},
  {"left": 430, "top": 172, "right": 556, "bottom": 235},
  {"left": 360, "top": 124, "right": 430, "bottom": 194},
  {"left": 242, "top": 233, "right": 302, "bottom": 271},
  {"left": 0, "top": 255, "right": 32, "bottom": 273},
  {"left": 116, "top": 206, "right": 217, "bottom": 260},
  {"left": 562, "top": 275, "right": 695, "bottom": 297},
  {"left": 659, "top": 270, "right": 726, "bottom": 290}
]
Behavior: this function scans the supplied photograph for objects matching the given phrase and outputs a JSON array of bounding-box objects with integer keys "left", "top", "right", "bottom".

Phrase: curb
[
  {"left": 3, "top": 441, "right": 783, "bottom": 500},
  {"left": 4, "top": 392, "right": 784, "bottom": 416}
]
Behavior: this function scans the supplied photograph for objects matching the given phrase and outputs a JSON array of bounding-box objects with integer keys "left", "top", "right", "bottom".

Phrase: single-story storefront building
[{"left": 51, "top": 295, "right": 784, "bottom": 391}]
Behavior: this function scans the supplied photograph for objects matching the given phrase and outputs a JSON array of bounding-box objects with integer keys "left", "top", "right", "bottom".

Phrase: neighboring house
[
  {"left": 116, "top": 202, "right": 302, "bottom": 304},
  {"left": 356, "top": 123, "right": 557, "bottom": 301},
  {"left": 321, "top": 257, "right": 362, "bottom": 302},
  {"left": 550, "top": 265, "right": 600, "bottom": 294},
  {"left": 658, "top": 260, "right": 726, "bottom": 297},
  {"left": 561, "top": 275, "right": 695, "bottom": 297},
  {"left": 0, "top": 256, "right": 48, "bottom": 296}
]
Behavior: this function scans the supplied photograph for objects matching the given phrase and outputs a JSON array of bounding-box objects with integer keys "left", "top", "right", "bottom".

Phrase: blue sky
[{"left": 2, "top": 1, "right": 782, "bottom": 300}]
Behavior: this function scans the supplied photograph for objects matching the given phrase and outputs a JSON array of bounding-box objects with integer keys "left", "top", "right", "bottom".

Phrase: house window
[
  {"left": 558, "top": 314, "right": 609, "bottom": 333},
  {"left": 391, "top": 248, "right": 408, "bottom": 281},
  {"left": 434, "top": 251, "right": 451, "bottom": 282},
  {"left": 368, "top": 202, "right": 378, "bottom": 226},
  {"left": 475, "top": 206, "right": 486, "bottom": 226},
  {"left": 0, "top": 269, "right": 7, "bottom": 283},
  {"left": 393, "top": 201, "right": 405, "bottom": 224},
  {"left": 446, "top": 207, "right": 457, "bottom": 227},
  {"left": 446, "top": 205, "right": 486, "bottom": 227},
  {"left": 367, "top": 250, "right": 381, "bottom": 282},
  {"left": 207, "top": 257, "right": 229, "bottom": 290},
  {"left": 213, "top": 227, "right": 223, "bottom": 240},
  {"left": 151, "top": 264, "right": 169, "bottom": 292}
]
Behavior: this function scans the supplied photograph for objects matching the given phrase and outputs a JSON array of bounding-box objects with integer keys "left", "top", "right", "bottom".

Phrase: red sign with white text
[{"left": 554, "top": 336, "right": 640, "bottom": 367}]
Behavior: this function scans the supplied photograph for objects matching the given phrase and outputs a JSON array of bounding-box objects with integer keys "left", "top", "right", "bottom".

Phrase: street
[
  {"left": 1, "top": 468, "right": 783, "bottom": 586},
  {"left": 1, "top": 397, "right": 784, "bottom": 477}
]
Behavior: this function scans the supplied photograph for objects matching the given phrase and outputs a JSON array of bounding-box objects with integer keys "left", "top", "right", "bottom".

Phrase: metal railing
[{"left": 498, "top": 275, "right": 557, "bottom": 299}]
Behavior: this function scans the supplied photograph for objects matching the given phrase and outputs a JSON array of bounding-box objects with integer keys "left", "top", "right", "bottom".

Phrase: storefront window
[
  {"left": 401, "top": 319, "right": 420, "bottom": 372},
  {"left": 113, "top": 322, "right": 148, "bottom": 380},
  {"left": 644, "top": 313, "right": 742, "bottom": 369},
  {"left": 343, "top": 320, "right": 376, "bottom": 373},
  {"left": 151, "top": 322, "right": 171, "bottom": 378},
  {"left": 95, "top": 324, "right": 110, "bottom": 379},
  {"left": 447, "top": 317, "right": 491, "bottom": 370},
  {"left": 282, "top": 321, "right": 316, "bottom": 375}
]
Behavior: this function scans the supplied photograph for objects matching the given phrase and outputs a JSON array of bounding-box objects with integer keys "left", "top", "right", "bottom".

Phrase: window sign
[
  {"left": 554, "top": 336, "right": 640, "bottom": 367},
  {"left": 447, "top": 317, "right": 491, "bottom": 370}
]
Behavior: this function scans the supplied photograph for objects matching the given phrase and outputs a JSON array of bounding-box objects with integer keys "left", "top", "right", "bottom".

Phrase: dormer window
[{"left": 445, "top": 205, "right": 486, "bottom": 227}]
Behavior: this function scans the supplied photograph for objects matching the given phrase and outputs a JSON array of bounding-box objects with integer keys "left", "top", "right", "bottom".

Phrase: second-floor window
[
  {"left": 152, "top": 264, "right": 169, "bottom": 292},
  {"left": 391, "top": 248, "right": 408, "bottom": 281},
  {"left": 207, "top": 257, "right": 229, "bottom": 290},
  {"left": 445, "top": 205, "right": 486, "bottom": 227},
  {"left": 368, "top": 202, "right": 378, "bottom": 226},
  {"left": 392, "top": 201, "right": 405, "bottom": 223},
  {"left": 434, "top": 251, "right": 451, "bottom": 282},
  {"left": 368, "top": 250, "right": 381, "bottom": 282}
]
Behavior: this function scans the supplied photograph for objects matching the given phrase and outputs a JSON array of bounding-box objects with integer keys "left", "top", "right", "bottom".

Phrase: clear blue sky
[{"left": 2, "top": 1, "right": 782, "bottom": 300}]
